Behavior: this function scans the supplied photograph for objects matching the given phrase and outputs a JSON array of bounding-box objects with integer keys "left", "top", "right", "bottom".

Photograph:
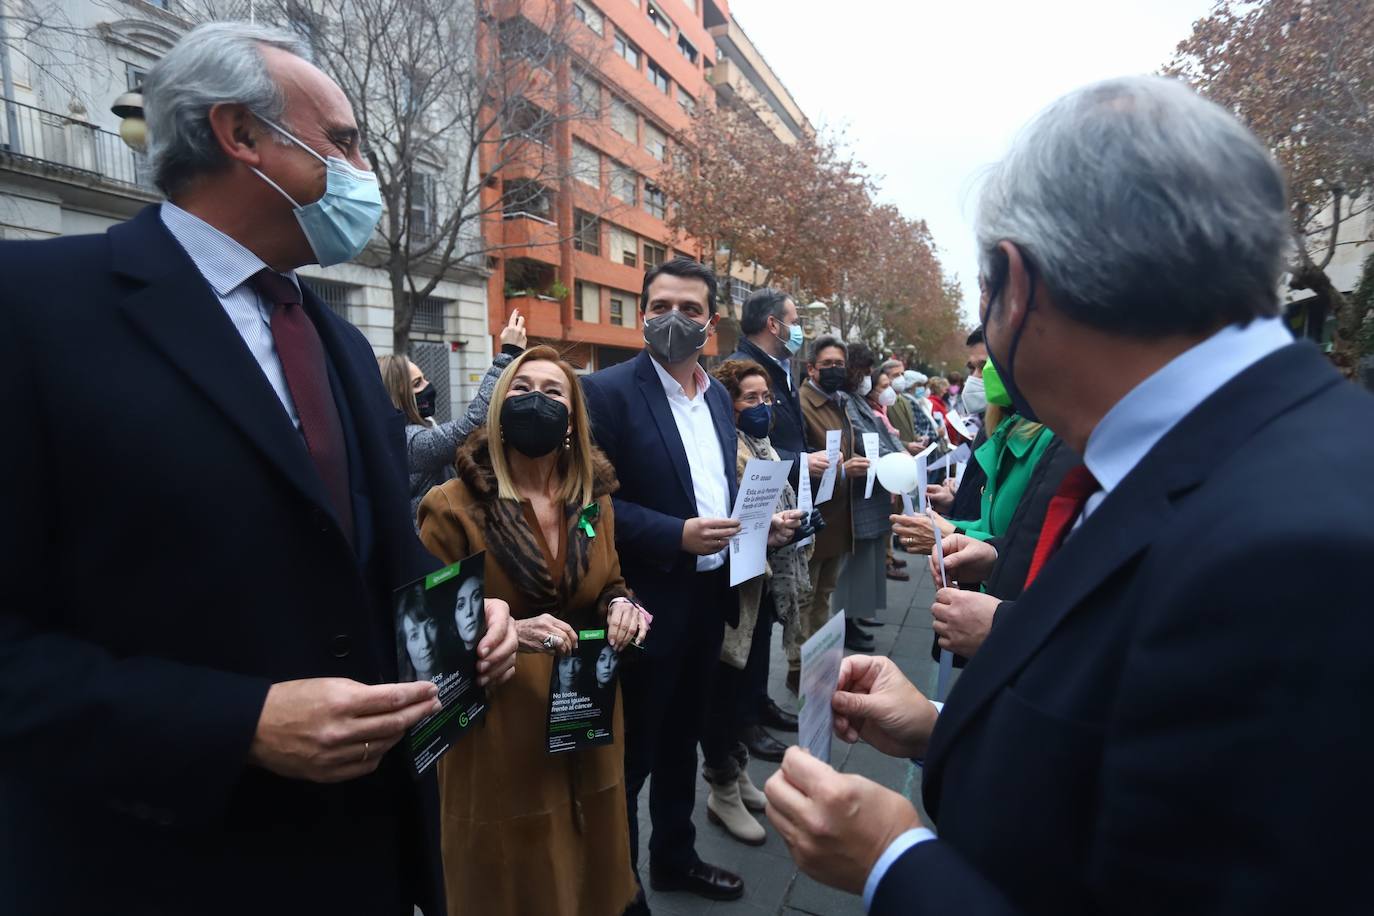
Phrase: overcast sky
[{"left": 727, "top": 0, "right": 1217, "bottom": 321}]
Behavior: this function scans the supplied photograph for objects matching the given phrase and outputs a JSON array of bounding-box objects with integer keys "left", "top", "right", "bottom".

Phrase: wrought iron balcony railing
[{"left": 0, "top": 97, "right": 156, "bottom": 192}]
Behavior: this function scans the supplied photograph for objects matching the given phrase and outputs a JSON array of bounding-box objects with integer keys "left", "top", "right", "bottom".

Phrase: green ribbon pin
[{"left": 577, "top": 502, "right": 599, "bottom": 538}]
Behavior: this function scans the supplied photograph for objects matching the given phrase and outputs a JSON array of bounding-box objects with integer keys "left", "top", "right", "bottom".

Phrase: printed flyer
[
  {"left": 546, "top": 628, "right": 620, "bottom": 754},
  {"left": 394, "top": 552, "right": 488, "bottom": 775}
]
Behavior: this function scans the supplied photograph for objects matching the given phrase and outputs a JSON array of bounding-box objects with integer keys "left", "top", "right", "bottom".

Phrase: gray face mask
[{"left": 643, "top": 310, "right": 709, "bottom": 364}]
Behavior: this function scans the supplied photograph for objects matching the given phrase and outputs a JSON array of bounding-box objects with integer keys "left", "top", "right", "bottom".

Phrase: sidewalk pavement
[{"left": 638, "top": 556, "right": 953, "bottom": 916}]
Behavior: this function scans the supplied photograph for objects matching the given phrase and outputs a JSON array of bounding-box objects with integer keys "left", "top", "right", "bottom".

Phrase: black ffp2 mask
[
  {"left": 499, "top": 391, "right": 569, "bottom": 458},
  {"left": 816, "top": 366, "right": 847, "bottom": 394},
  {"left": 414, "top": 382, "right": 437, "bottom": 419}
]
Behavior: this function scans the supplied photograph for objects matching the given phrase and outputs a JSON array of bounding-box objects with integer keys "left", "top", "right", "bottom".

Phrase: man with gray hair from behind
[
  {"left": 765, "top": 75, "right": 1374, "bottom": 914},
  {"left": 0, "top": 22, "right": 518, "bottom": 915}
]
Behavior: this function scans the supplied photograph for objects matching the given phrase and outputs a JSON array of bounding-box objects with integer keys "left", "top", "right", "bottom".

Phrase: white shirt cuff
[{"left": 863, "top": 827, "right": 937, "bottom": 911}]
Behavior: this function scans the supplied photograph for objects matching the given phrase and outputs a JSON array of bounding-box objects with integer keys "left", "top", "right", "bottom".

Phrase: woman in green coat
[{"left": 891, "top": 361, "right": 1053, "bottom": 551}]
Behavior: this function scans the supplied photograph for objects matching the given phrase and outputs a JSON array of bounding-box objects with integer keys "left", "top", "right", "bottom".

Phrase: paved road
[{"left": 638, "top": 558, "right": 949, "bottom": 916}]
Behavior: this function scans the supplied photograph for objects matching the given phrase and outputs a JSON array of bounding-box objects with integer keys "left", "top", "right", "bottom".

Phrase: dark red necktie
[
  {"left": 250, "top": 269, "right": 355, "bottom": 545},
  {"left": 1023, "top": 465, "right": 1099, "bottom": 589}
]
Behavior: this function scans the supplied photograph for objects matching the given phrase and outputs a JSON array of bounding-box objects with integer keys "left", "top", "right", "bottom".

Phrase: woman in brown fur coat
[{"left": 418, "top": 346, "right": 649, "bottom": 916}]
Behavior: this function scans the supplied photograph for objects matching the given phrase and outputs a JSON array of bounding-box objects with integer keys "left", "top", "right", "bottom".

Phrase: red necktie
[
  {"left": 250, "top": 269, "right": 355, "bottom": 545},
  {"left": 1023, "top": 465, "right": 1099, "bottom": 589}
]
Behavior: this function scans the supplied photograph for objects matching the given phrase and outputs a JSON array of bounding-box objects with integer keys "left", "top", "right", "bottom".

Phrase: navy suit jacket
[
  {"left": 727, "top": 338, "right": 806, "bottom": 488},
  {"left": 875, "top": 343, "right": 1374, "bottom": 915},
  {"left": 0, "top": 206, "right": 443, "bottom": 915},
  {"left": 582, "top": 349, "right": 740, "bottom": 649}
]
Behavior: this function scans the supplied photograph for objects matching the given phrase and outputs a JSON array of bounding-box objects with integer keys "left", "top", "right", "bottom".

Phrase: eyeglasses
[{"left": 737, "top": 392, "right": 774, "bottom": 407}]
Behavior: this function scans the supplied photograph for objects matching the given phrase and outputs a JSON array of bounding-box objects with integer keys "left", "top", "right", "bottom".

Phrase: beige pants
[{"left": 786, "top": 553, "right": 847, "bottom": 672}]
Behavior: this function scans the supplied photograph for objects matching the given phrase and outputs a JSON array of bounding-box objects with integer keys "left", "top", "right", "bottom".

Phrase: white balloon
[{"left": 875, "top": 452, "right": 919, "bottom": 495}]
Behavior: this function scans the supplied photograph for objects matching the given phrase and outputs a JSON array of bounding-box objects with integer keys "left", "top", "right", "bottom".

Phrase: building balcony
[
  {"left": 501, "top": 212, "right": 562, "bottom": 262},
  {"left": 506, "top": 293, "right": 566, "bottom": 339},
  {"left": 0, "top": 98, "right": 157, "bottom": 195}
]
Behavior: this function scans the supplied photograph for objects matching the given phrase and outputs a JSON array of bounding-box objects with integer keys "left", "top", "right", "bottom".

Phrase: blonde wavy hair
[{"left": 486, "top": 345, "right": 596, "bottom": 510}]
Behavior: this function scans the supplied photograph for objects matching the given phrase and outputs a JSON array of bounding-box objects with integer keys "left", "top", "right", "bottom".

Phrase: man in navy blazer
[
  {"left": 582, "top": 258, "right": 752, "bottom": 906},
  {"left": 764, "top": 76, "right": 1374, "bottom": 914},
  {"left": 0, "top": 23, "right": 515, "bottom": 915}
]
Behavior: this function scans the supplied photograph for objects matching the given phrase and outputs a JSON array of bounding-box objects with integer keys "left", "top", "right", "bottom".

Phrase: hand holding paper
[
  {"left": 727, "top": 458, "right": 791, "bottom": 586},
  {"left": 862, "top": 432, "right": 880, "bottom": 499},
  {"left": 814, "top": 430, "right": 841, "bottom": 505}
]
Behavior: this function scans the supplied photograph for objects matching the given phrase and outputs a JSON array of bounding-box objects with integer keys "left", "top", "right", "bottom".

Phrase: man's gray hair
[
  {"left": 974, "top": 75, "right": 1290, "bottom": 338},
  {"left": 879, "top": 359, "right": 903, "bottom": 374},
  {"left": 144, "top": 22, "right": 312, "bottom": 197}
]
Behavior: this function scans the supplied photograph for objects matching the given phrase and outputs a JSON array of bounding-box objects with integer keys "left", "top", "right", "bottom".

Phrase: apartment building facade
[
  {"left": 484, "top": 0, "right": 735, "bottom": 370},
  {"left": 0, "top": 1, "right": 491, "bottom": 423}
]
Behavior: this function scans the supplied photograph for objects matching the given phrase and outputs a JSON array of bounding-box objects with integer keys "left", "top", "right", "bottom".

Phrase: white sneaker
[
  {"left": 707, "top": 779, "right": 766, "bottom": 846},
  {"left": 737, "top": 769, "right": 767, "bottom": 813}
]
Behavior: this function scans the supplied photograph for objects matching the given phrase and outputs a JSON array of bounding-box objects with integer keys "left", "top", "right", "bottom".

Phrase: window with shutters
[
  {"left": 643, "top": 184, "right": 666, "bottom": 220},
  {"left": 647, "top": 59, "right": 670, "bottom": 94},
  {"left": 610, "top": 95, "right": 637, "bottom": 141},
  {"left": 676, "top": 86, "right": 695, "bottom": 114},
  {"left": 677, "top": 34, "right": 698, "bottom": 64},
  {"left": 608, "top": 225, "right": 638, "bottom": 267},
  {"left": 647, "top": 3, "right": 673, "bottom": 37},
  {"left": 643, "top": 241, "right": 666, "bottom": 268},
  {"left": 572, "top": 68, "right": 601, "bottom": 117},
  {"left": 573, "top": 0, "right": 604, "bottom": 35},
  {"left": 644, "top": 121, "right": 667, "bottom": 160},
  {"left": 609, "top": 292, "right": 638, "bottom": 327},
  {"left": 610, "top": 161, "right": 637, "bottom": 203},
  {"left": 614, "top": 31, "right": 641, "bottom": 69},
  {"left": 576, "top": 280, "right": 601, "bottom": 323},
  {"left": 574, "top": 210, "right": 601, "bottom": 255},
  {"left": 572, "top": 141, "right": 600, "bottom": 187}
]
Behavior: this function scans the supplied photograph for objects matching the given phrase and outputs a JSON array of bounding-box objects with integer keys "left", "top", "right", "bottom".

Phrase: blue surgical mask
[
  {"left": 737, "top": 402, "right": 772, "bottom": 439},
  {"left": 252, "top": 118, "right": 383, "bottom": 267},
  {"left": 774, "top": 318, "right": 804, "bottom": 356}
]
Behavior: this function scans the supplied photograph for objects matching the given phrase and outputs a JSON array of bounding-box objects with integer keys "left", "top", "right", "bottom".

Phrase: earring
[{"left": 563, "top": 435, "right": 572, "bottom": 451}]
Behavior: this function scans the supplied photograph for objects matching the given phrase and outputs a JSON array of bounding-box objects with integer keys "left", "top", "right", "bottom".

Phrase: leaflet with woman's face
[
  {"left": 546, "top": 629, "right": 620, "bottom": 755},
  {"left": 393, "top": 552, "right": 489, "bottom": 775}
]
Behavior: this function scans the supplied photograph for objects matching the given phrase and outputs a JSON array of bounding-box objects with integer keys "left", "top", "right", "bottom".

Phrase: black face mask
[
  {"left": 414, "top": 382, "right": 437, "bottom": 419},
  {"left": 816, "top": 366, "right": 847, "bottom": 394},
  {"left": 499, "top": 391, "right": 569, "bottom": 458}
]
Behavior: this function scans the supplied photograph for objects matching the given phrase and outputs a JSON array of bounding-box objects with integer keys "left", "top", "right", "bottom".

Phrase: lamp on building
[{"left": 110, "top": 90, "right": 146, "bottom": 152}]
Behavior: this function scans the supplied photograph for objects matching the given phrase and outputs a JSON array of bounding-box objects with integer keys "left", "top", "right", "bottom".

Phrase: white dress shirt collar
[
  {"left": 1084, "top": 317, "right": 1294, "bottom": 498},
  {"left": 650, "top": 354, "right": 710, "bottom": 403},
  {"left": 160, "top": 202, "right": 300, "bottom": 298}
]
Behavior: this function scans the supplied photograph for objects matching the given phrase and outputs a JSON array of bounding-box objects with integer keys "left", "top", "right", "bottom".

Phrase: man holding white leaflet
[{"left": 764, "top": 75, "right": 1374, "bottom": 915}]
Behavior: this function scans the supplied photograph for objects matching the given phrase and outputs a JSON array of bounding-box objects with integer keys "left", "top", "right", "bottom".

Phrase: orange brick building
[{"left": 483, "top": 0, "right": 735, "bottom": 370}]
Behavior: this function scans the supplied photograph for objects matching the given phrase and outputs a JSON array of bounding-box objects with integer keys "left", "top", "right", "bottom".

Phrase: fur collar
[{"left": 454, "top": 424, "right": 619, "bottom": 503}]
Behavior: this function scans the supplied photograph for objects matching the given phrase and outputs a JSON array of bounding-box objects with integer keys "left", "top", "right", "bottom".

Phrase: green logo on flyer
[
  {"left": 426, "top": 561, "right": 462, "bottom": 590},
  {"left": 579, "top": 628, "right": 607, "bottom": 640},
  {"left": 587, "top": 729, "right": 596, "bottom": 739},
  {"left": 459, "top": 712, "right": 469, "bottom": 728}
]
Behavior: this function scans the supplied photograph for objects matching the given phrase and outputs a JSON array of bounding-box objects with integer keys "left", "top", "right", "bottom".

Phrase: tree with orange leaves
[{"left": 1166, "top": 0, "right": 1374, "bottom": 375}]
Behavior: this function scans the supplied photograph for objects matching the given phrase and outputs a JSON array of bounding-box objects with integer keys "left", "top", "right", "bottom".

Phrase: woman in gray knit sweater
[{"left": 379, "top": 310, "right": 528, "bottom": 527}]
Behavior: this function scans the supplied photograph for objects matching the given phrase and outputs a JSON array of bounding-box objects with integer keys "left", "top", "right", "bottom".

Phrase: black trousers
[
  {"left": 700, "top": 589, "right": 774, "bottom": 783},
  {"left": 622, "top": 569, "right": 728, "bottom": 874}
]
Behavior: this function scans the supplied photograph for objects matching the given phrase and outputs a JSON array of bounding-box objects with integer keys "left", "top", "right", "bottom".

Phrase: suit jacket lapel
[
  {"left": 111, "top": 207, "right": 336, "bottom": 522},
  {"left": 707, "top": 379, "right": 741, "bottom": 506},
  {"left": 633, "top": 350, "right": 697, "bottom": 511},
  {"left": 926, "top": 340, "right": 1344, "bottom": 778}
]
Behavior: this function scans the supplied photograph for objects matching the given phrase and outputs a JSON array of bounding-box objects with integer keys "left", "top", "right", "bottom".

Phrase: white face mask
[
  {"left": 857, "top": 376, "right": 873, "bottom": 397},
  {"left": 878, "top": 386, "right": 897, "bottom": 407},
  {"left": 961, "top": 374, "right": 988, "bottom": 413},
  {"left": 890, "top": 375, "right": 908, "bottom": 393}
]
